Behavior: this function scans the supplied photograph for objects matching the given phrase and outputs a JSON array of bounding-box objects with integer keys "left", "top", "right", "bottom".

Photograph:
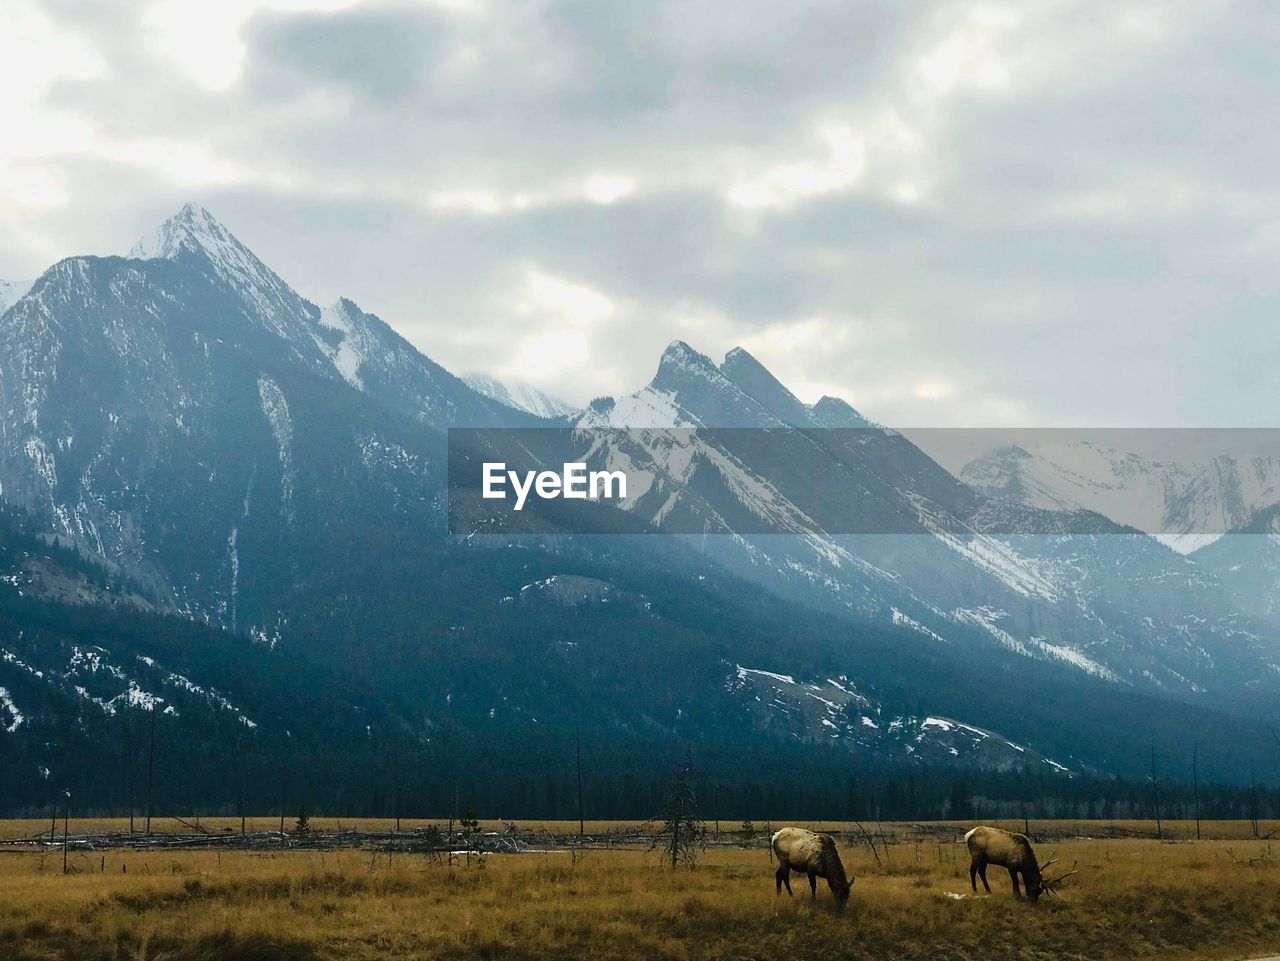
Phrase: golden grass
[{"left": 2, "top": 823, "right": 1279, "bottom": 961}]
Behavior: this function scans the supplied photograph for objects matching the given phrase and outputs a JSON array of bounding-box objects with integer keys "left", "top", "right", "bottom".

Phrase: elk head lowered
[{"left": 1031, "top": 854, "right": 1079, "bottom": 902}]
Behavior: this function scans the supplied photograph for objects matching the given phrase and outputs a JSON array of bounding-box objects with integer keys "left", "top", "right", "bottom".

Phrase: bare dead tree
[
  {"left": 145, "top": 706, "right": 157, "bottom": 836},
  {"left": 1192, "top": 743, "right": 1202, "bottom": 841},
  {"left": 649, "top": 760, "right": 706, "bottom": 869},
  {"left": 234, "top": 729, "right": 246, "bottom": 837},
  {"left": 850, "top": 820, "right": 883, "bottom": 868},
  {"left": 575, "top": 728, "right": 585, "bottom": 837},
  {"left": 61, "top": 791, "right": 70, "bottom": 875},
  {"left": 124, "top": 709, "right": 136, "bottom": 834},
  {"left": 1249, "top": 763, "right": 1260, "bottom": 839},
  {"left": 392, "top": 738, "right": 402, "bottom": 833},
  {"left": 1150, "top": 738, "right": 1162, "bottom": 840}
]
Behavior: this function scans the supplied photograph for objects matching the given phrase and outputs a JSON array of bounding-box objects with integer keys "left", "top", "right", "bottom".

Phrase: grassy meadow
[{"left": 1, "top": 820, "right": 1279, "bottom": 961}]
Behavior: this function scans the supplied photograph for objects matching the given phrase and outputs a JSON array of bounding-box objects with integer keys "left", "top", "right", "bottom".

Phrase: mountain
[
  {"left": 2, "top": 204, "right": 1279, "bottom": 815},
  {"left": 557, "top": 342, "right": 1280, "bottom": 708},
  {"left": 1190, "top": 505, "right": 1280, "bottom": 621},
  {"left": 126, "top": 204, "right": 522, "bottom": 428},
  {"left": 578, "top": 340, "right": 873, "bottom": 429},
  {"left": 0, "top": 203, "right": 531, "bottom": 610},
  {"left": 961, "top": 440, "right": 1280, "bottom": 553},
  {"left": 463, "top": 373, "right": 576, "bottom": 418},
  {"left": 0, "top": 503, "right": 399, "bottom": 813}
]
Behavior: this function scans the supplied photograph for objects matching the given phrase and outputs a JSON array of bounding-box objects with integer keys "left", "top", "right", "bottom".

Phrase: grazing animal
[
  {"left": 965, "top": 825, "right": 1075, "bottom": 903},
  {"left": 771, "top": 827, "right": 851, "bottom": 906}
]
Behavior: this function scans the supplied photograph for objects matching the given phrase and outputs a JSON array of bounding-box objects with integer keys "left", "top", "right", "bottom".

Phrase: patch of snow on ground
[
  {"left": 0, "top": 687, "right": 23, "bottom": 731},
  {"left": 318, "top": 302, "right": 365, "bottom": 389},
  {"left": 257, "top": 375, "right": 295, "bottom": 517},
  {"left": 736, "top": 666, "right": 796, "bottom": 685}
]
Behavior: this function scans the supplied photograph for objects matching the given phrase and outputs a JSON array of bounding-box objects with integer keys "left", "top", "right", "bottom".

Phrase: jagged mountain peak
[
  {"left": 649, "top": 339, "right": 737, "bottom": 396},
  {"left": 129, "top": 203, "right": 318, "bottom": 337},
  {"left": 720, "top": 345, "right": 816, "bottom": 426},
  {"left": 131, "top": 203, "right": 237, "bottom": 261},
  {"left": 655, "top": 339, "right": 718, "bottom": 376},
  {"left": 809, "top": 395, "right": 871, "bottom": 428},
  {"left": 720, "top": 345, "right": 762, "bottom": 371},
  {"left": 125, "top": 208, "right": 520, "bottom": 428},
  {"left": 584, "top": 338, "right": 824, "bottom": 428},
  {"left": 644, "top": 339, "right": 784, "bottom": 427}
]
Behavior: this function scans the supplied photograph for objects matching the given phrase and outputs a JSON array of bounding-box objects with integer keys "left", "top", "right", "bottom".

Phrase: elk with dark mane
[
  {"left": 771, "top": 827, "right": 851, "bottom": 907},
  {"left": 965, "top": 825, "right": 1077, "bottom": 903}
]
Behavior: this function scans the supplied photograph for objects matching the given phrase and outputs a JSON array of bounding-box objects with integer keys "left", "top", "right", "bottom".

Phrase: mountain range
[
  {"left": 962, "top": 440, "right": 1280, "bottom": 553},
  {"left": 1, "top": 204, "right": 1278, "bottom": 817}
]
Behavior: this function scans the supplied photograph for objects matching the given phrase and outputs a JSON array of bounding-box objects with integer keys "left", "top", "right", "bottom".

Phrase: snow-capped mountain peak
[
  {"left": 130, "top": 203, "right": 319, "bottom": 346},
  {"left": 124, "top": 208, "right": 525, "bottom": 427},
  {"left": 646, "top": 340, "right": 786, "bottom": 427},
  {"left": 131, "top": 203, "right": 278, "bottom": 288},
  {"left": 578, "top": 340, "right": 875, "bottom": 431},
  {"left": 575, "top": 340, "right": 736, "bottom": 428},
  {"left": 653, "top": 339, "right": 722, "bottom": 384}
]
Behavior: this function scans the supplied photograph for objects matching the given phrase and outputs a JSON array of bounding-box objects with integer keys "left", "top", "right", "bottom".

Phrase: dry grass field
[{"left": 2, "top": 820, "right": 1279, "bottom": 961}]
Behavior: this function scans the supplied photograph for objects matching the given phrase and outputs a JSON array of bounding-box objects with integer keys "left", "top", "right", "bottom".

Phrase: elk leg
[
  {"left": 1009, "top": 868, "right": 1022, "bottom": 899},
  {"left": 775, "top": 864, "right": 791, "bottom": 896},
  {"left": 977, "top": 861, "right": 991, "bottom": 893},
  {"left": 969, "top": 859, "right": 979, "bottom": 892},
  {"left": 808, "top": 872, "right": 817, "bottom": 900}
]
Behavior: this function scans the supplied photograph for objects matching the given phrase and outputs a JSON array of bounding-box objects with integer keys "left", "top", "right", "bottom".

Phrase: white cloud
[
  {"left": 0, "top": 0, "right": 1276, "bottom": 428},
  {"left": 726, "top": 125, "right": 867, "bottom": 211}
]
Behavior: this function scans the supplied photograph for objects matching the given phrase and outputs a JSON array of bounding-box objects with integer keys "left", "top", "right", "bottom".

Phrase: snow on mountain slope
[
  {"left": 548, "top": 341, "right": 1280, "bottom": 700},
  {"left": 578, "top": 341, "right": 776, "bottom": 428},
  {"left": 962, "top": 442, "right": 1280, "bottom": 553},
  {"left": 0, "top": 204, "right": 526, "bottom": 618},
  {"left": 7, "top": 203, "right": 1280, "bottom": 754},
  {"left": 315, "top": 298, "right": 524, "bottom": 428},
  {"left": 729, "top": 663, "right": 1072, "bottom": 772},
  {"left": 127, "top": 206, "right": 520, "bottom": 429},
  {"left": 130, "top": 203, "right": 333, "bottom": 372},
  {"left": 463, "top": 374, "right": 575, "bottom": 418}
]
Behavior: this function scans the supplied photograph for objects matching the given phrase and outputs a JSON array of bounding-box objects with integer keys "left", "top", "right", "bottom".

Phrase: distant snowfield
[{"left": 961, "top": 438, "right": 1280, "bottom": 552}]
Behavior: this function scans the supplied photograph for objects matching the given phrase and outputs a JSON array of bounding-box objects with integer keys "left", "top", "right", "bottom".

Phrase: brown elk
[
  {"left": 965, "top": 825, "right": 1076, "bottom": 903},
  {"left": 771, "top": 827, "right": 851, "bottom": 907}
]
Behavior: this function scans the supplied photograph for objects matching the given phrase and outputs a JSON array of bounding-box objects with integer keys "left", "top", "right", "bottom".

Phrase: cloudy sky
[{"left": 2, "top": 0, "right": 1278, "bottom": 425}]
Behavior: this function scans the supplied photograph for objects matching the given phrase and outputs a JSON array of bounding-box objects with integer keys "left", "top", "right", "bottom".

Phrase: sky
[{"left": 2, "top": 0, "right": 1279, "bottom": 426}]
